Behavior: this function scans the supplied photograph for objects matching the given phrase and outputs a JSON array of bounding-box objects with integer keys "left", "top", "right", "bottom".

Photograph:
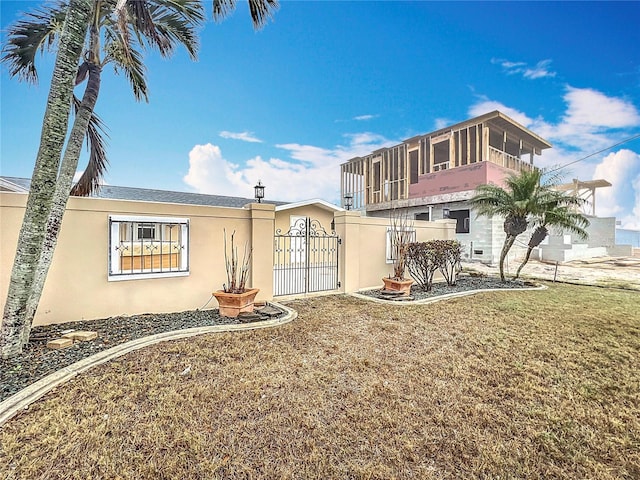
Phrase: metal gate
[{"left": 273, "top": 217, "right": 340, "bottom": 296}]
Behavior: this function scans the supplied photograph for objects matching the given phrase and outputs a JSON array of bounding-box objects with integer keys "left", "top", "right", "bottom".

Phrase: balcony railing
[{"left": 487, "top": 146, "right": 534, "bottom": 172}]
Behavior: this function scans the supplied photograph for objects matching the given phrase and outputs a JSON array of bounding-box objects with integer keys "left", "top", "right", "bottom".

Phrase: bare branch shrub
[
  {"left": 223, "top": 229, "right": 253, "bottom": 293},
  {"left": 437, "top": 240, "right": 463, "bottom": 286},
  {"left": 389, "top": 208, "right": 414, "bottom": 279},
  {"left": 406, "top": 242, "right": 440, "bottom": 291},
  {"left": 406, "top": 240, "right": 463, "bottom": 290}
]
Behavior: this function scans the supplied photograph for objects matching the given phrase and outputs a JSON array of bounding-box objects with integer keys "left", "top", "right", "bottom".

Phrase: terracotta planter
[
  {"left": 382, "top": 277, "right": 414, "bottom": 296},
  {"left": 213, "top": 288, "right": 260, "bottom": 318}
]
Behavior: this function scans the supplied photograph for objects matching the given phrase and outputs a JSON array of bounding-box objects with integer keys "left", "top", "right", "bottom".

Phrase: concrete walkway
[{"left": 0, "top": 303, "right": 297, "bottom": 428}]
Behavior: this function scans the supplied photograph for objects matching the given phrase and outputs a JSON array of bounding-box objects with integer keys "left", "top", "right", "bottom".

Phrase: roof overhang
[
  {"left": 0, "top": 177, "right": 29, "bottom": 193},
  {"left": 555, "top": 179, "right": 612, "bottom": 191},
  {"left": 276, "top": 198, "right": 345, "bottom": 213}
]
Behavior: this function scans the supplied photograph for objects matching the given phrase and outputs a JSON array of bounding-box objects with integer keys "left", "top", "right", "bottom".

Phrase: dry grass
[{"left": 1, "top": 283, "right": 639, "bottom": 479}]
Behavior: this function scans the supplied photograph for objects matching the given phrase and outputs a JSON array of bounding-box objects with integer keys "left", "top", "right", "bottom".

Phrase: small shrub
[
  {"left": 437, "top": 240, "right": 462, "bottom": 286},
  {"left": 406, "top": 240, "right": 463, "bottom": 290},
  {"left": 406, "top": 242, "right": 440, "bottom": 291}
]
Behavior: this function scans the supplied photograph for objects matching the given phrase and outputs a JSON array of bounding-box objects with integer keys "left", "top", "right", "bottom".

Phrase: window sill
[{"left": 108, "top": 271, "right": 190, "bottom": 282}]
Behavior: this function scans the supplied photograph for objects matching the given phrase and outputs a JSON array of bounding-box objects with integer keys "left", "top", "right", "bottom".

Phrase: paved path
[{"left": 463, "top": 256, "right": 640, "bottom": 290}]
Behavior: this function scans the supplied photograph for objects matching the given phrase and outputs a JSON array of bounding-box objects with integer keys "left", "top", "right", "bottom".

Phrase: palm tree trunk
[
  {"left": 0, "top": 0, "right": 92, "bottom": 359},
  {"left": 514, "top": 225, "right": 548, "bottom": 280},
  {"left": 21, "top": 62, "right": 101, "bottom": 346},
  {"left": 499, "top": 235, "right": 516, "bottom": 282},
  {"left": 514, "top": 246, "right": 534, "bottom": 280}
]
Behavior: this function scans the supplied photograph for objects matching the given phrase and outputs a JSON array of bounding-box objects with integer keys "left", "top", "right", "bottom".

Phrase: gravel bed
[
  {"left": 359, "top": 274, "right": 538, "bottom": 301},
  {"left": 0, "top": 306, "right": 286, "bottom": 403}
]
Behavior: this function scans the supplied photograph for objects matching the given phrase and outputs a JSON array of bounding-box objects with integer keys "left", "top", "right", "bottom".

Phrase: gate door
[{"left": 273, "top": 217, "right": 340, "bottom": 296}]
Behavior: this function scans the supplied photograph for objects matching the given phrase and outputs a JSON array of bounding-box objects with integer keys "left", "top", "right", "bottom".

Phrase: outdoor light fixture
[
  {"left": 442, "top": 208, "right": 450, "bottom": 218},
  {"left": 344, "top": 193, "right": 354, "bottom": 210},
  {"left": 254, "top": 180, "right": 265, "bottom": 203}
]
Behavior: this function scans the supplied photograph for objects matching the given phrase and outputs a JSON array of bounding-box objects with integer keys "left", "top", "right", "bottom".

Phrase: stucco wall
[
  {"left": 0, "top": 193, "right": 265, "bottom": 326},
  {"left": 1, "top": 194, "right": 454, "bottom": 327},
  {"left": 334, "top": 212, "right": 456, "bottom": 291}
]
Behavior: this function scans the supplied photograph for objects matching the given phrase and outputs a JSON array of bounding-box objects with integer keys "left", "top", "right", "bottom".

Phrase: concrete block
[
  {"left": 47, "top": 338, "right": 73, "bottom": 350},
  {"left": 62, "top": 331, "right": 98, "bottom": 342}
]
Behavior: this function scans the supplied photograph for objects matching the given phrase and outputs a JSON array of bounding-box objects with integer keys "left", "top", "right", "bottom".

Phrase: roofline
[
  {"left": 0, "top": 177, "right": 29, "bottom": 193},
  {"left": 341, "top": 110, "right": 552, "bottom": 166},
  {"left": 276, "top": 198, "right": 345, "bottom": 213}
]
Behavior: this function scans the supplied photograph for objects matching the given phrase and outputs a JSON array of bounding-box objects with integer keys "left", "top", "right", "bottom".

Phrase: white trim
[
  {"left": 109, "top": 214, "right": 188, "bottom": 224},
  {"left": 0, "top": 178, "right": 29, "bottom": 192},
  {"left": 385, "top": 226, "right": 417, "bottom": 263},
  {"left": 108, "top": 215, "right": 190, "bottom": 280},
  {"left": 276, "top": 199, "right": 344, "bottom": 213},
  {"left": 108, "top": 271, "right": 190, "bottom": 282}
]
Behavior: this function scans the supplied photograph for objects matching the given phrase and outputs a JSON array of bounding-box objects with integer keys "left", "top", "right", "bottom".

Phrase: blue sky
[{"left": 2, "top": 1, "right": 640, "bottom": 228}]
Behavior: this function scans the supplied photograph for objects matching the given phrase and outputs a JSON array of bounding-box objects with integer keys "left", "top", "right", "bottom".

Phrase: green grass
[{"left": 1, "top": 283, "right": 639, "bottom": 479}]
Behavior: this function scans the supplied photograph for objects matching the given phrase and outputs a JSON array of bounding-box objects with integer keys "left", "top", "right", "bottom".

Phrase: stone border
[
  {"left": 350, "top": 282, "right": 547, "bottom": 305},
  {"left": 0, "top": 303, "right": 297, "bottom": 428}
]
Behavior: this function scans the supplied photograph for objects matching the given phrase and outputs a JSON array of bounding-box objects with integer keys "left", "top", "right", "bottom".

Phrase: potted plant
[
  {"left": 213, "top": 229, "right": 259, "bottom": 318},
  {"left": 382, "top": 208, "right": 415, "bottom": 296}
]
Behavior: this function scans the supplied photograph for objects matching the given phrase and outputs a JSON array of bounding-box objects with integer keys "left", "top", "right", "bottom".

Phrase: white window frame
[
  {"left": 136, "top": 222, "right": 157, "bottom": 240},
  {"left": 385, "top": 226, "right": 417, "bottom": 264},
  {"left": 108, "top": 215, "right": 190, "bottom": 281}
]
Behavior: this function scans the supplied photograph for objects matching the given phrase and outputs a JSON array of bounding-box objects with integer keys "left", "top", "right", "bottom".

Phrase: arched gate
[{"left": 273, "top": 217, "right": 340, "bottom": 296}]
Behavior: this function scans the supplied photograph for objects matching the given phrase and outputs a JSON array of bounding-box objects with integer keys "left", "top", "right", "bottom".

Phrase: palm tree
[
  {"left": 514, "top": 193, "right": 589, "bottom": 279},
  {"left": 469, "top": 169, "right": 549, "bottom": 282},
  {"left": 0, "top": 0, "right": 94, "bottom": 358},
  {"left": 1, "top": 0, "right": 279, "bottom": 358}
]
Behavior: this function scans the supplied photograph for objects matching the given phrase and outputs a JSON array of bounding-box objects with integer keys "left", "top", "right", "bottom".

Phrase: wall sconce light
[
  {"left": 254, "top": 180, "right": 265, "bottom": 203},
  {"left": 443, "top": 207, "right": 450, "bottom": 218}
]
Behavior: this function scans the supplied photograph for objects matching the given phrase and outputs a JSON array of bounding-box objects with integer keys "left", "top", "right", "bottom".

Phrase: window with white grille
[{"left": 108, "top": 215, "right": 189, "bottom": 281}]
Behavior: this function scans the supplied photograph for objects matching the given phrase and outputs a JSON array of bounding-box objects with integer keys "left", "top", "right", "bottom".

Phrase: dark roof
[{"left": 0, "top": 176, "right": 287, "bottom": 208}]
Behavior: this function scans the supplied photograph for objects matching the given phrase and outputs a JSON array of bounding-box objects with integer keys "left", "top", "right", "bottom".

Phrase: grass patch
[{"left": 1, "top": 283, "right": 639, "bottom": 479}]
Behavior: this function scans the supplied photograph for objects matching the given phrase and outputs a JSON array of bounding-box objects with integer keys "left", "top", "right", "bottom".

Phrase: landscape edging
[
  {"left": 350, "top": 282, "right": 547, "bottom": 305},
  {"left": 0, "top": 303, "right": 297, "bottom": 428}
]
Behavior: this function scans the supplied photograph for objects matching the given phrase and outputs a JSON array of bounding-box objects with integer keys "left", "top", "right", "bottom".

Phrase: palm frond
[
  {"left": 126, "top": 0, "right": 174, "bottom": 56},
  {"left": 213, "top": 0, "right": 279, "bottom": 29},
  {"left": 146, "top": 0, "right": 205, "bottom": 60},
  {"left": 1, "top": 2, "right": 69, "bottom": 83},
  {"left": 70, "top": 96, "right": 110, "bottom": 196},
  {"left": 104, "top": 31, "right": 149, "bottom": 101}
]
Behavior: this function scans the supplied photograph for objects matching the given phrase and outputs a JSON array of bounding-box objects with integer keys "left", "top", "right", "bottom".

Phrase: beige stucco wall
[
  {"left": 335, "top": 212, "right": 457, "bottom": 291},
  {"left": 0, "top": 193, "right": 267, "bottom": 326},
  {"left": 1, "top": 193, "right": 454, "bottom": 327}
]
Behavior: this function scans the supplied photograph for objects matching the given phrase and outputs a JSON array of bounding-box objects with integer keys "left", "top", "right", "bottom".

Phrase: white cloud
[
  {"left": 434, "top": 118, "right": 452, "bottom": 130},
  {"left": 219, "top": 131, "right": 262, "bottom": 143},
  {"left": 523, "top": 59, "right": 556, "bottom": 79},
  {"left": 353, "top": 114, "right": 377, "bottom": 121},
  {"left": 469, "top": 88, "right": 640, "bottom": 225},
  {"left": 563, "top": 87, "right": 640, "bottom": 130},
  {"left": 183, "top": 144, "right": 249, "bottom": 197},
  {"left": 183, "top": 133, "right": 394, "bottom": 203},
  {"left": 492, "top": 58, "right": 556, "bottom": 79},
  {"left": 592, "top": 150, "right": 640, "bottom": 226},
  {"left": 468, "top": 99, "right": 535, "bottom": 127}
]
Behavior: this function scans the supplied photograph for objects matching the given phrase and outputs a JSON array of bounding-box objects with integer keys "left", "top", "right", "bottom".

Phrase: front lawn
[{"left": 1, "top": 283, "right": 638, "bottom": 479}]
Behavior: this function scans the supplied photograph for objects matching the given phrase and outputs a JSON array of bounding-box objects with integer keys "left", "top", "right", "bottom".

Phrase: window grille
[
  {"left": 109, "top": 215, "right": 189, "bottom": 280},
  {"left": 386, "top": 227, "right": 417, "bottom": 263}
]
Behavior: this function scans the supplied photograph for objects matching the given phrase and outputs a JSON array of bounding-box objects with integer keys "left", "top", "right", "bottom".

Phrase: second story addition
[{"left": 341, "top": 111, "right": 552, "bottom": 211}]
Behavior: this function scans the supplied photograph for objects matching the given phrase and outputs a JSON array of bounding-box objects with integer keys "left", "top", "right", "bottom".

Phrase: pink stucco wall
[{"left": 408, "top": 161, "right": 514, "bottom": 198}]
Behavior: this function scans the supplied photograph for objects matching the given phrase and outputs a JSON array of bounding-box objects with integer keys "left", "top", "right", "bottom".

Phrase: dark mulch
[
  {"left": 0, "top": 305, "right": 286, "bottom": 403},
  {"left": 359, "top": 274, "right": 537, "bottom": 301}
]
